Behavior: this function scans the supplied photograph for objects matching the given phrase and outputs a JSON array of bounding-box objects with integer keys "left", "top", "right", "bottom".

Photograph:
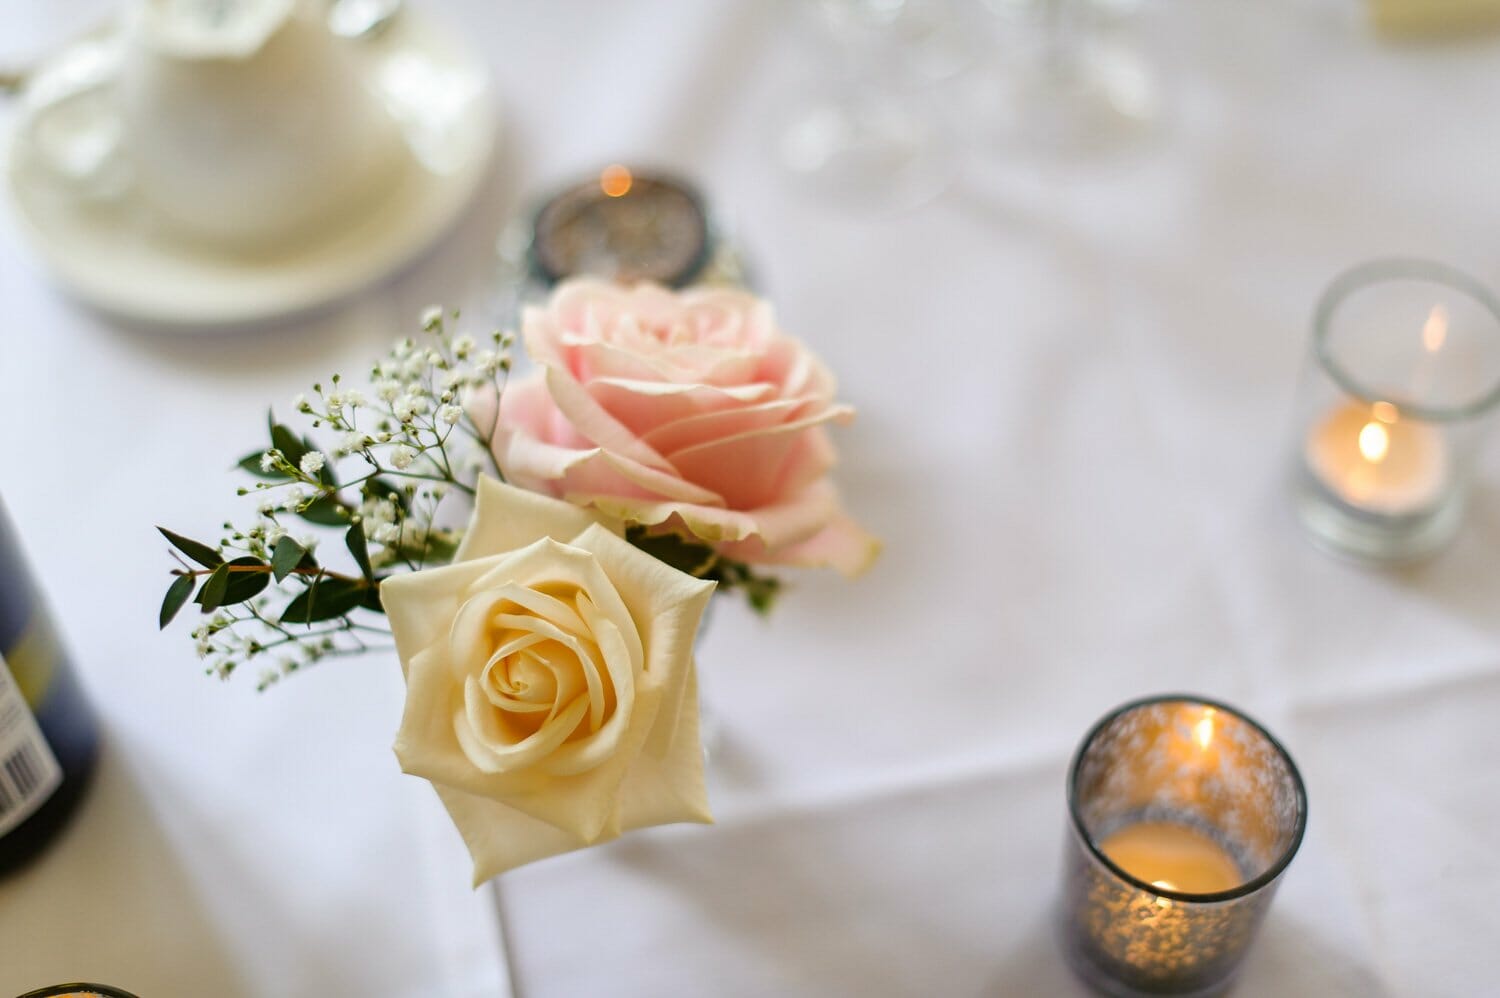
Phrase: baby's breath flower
[
  {"left": 390, "top": 444, "right": 417, "bottom": 470},
  {"left": 438, "top": 404, "right": 463, "bottom": 426},
  {"left": 420, "top": 305, "right": 443, "bottom": 331},
  {"left": 376, "top": 380, "right": 402, "bottom": 402},
  {"left": 292, "top": 393, "right": 310, "bottom": 413},
  {"left": 394, "top": 395, "right": 430, "bottom": 422},
  {"left": 300, "top": 452, "right": 326, "bottom": 476},
  {"left": 372, "top": 522, "right": 401, "bottom": 544},
  {"left": 260, "top": 450, "right": 280, "bottom": 472},
  {"left": 453, "top": 334, "right": 475, "bottom": 358}
]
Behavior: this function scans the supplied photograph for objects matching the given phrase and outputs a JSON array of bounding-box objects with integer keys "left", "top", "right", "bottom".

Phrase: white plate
[{"left": 4, "top": 10, "right": 498, "bottom": 329}]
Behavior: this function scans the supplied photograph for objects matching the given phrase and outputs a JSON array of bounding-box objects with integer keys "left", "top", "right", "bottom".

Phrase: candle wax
[
  {"left": 1304, "top": 400, "right": 1449, "bottom": 515},
  {"left": 1097, "top": 821, "right": 1244, "bottom": 894}
]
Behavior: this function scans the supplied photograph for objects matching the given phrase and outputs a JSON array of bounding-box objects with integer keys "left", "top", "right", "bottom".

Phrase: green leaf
[
  {"left": 220, "top": 556, "right": 270, "bottom": 605},
  {"left": 270, "top": 536, "right": 307, "bottom": 582},
  {"left": 280, "top": 577, "right": 368, "bottom": 624},
  {"left": 364, "top": 478, "right": 409, "bottom": 512},
  {"left": 194, "top": 557, "right": 268, "bottom": 609},
  {"left": 197, "top": 563, "right": 231, "bottom": 612},
  {"left": 236, "top": 450, "right": 290, "bottom": 480},
  {"left": 158, "top": 527, "right": 223, "bottom": 569},
  {"left": 159, "top": 574, "right": 195, "bottom": 629},
  {"left": 361, "top": 583, "right": 386, "bottom": 613},
  {"left": 311, "top": 437, "right": 338, "bottom": 488},
  {"left": 346, "top": 522, "right": 373, "bottom": 581},
  {"left": 743, "top": 576, "right": 781, "bottom": 615},
  {"left": 268, "top": 413, "right": 308, "bottom": 467},
  {"left": 295, "top": 493, "right": 348, "bottom": 526},
  {"left": 624, "top": 526, "right": 717, "bottom": 577},
  {"left": 416, "top": 531, "right": 459, "bottom": 565}
]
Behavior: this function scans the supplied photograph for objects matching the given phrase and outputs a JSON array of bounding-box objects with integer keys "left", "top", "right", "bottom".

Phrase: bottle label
[{"left": 0, "top": 650, "right": 63, "bottom": 835}]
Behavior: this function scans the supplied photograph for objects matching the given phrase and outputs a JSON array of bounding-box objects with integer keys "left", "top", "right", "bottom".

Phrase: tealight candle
[
  {"left": 1058, "top": 696, "right": 1306, "bottom": 997},
  {"left": 1292, "top": 259, "right": 1500, "bottom": 562},
  {"left": 1098, "top": 821, "right": 1243, "bottom": 895},
  {"left": 1303, "top": 400, "right": 1449, "bottom": 517}
]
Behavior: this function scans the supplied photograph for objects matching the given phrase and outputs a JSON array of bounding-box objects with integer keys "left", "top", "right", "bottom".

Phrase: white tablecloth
[{"left": 3, "top": 1, "right": 1499, "bottom": 995}]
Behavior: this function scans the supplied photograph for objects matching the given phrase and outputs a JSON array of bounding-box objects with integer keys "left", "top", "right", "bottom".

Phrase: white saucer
[{"left": 4, "top": 10, "right": 498, "bottom": 329}]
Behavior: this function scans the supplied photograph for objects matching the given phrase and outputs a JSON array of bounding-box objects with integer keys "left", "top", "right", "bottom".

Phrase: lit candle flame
[
  {"left": 1358, "top": 420, "right": 1390, "bottom": 464},
  {"left": 600, "top": 164, "right": 632, "bottom": 198},
  {"left": 1423, "top": 304, "right": 1449, "bottom": 353},
  {"left": 1194, "top": 708, "right": 1215, "bottom": 750}
]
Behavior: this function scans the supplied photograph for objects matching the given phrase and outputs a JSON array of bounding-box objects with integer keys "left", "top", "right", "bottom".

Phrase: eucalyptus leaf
[
  {"left": 270, "top": 536, "right": 307, "bottom": 582},
  {"left": 236, "top": 450, "right": 290, "bottom": 480},
  {"left": 159, "top": 574, "right": 195, "bottom": 629},
  {"left": 346, "top": 522, "right": 373, "bottom": 581},
  {"left": 363, "top": 477, "right": 408, "bottom": 512},
  {"left": 624, "top": 526, "right": 717, "bottom": 577},
  {"left": 268, "top": 414, "right": 308, "bottom": 466},
  {"left": 197, "top": 563, "right": 231, "bottom": 612},
  {"left": 194, "top": 556, "right": 269, "bottom": 608},
  {"left": 361, "top": 584, "right": 386, "bottom": 613},
  {"left": 295, "top": 493, "right": 348, "bottom": 527},
  {"left": 158, "top": 527, "right": 223, "bottom": 569},
  {"left": 280, "top": 577, "right": 368, "bottom": 624}
]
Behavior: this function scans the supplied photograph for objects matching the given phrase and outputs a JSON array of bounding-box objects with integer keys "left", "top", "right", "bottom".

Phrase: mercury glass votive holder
[
  {"left": 1058, "top": 696, "right": 1307, "bottom": 997},
  {"left": 1292, "top": 259, "right": 1500, "bottom": 562},
  {"left": 16, "top": 986, "right": 141, "bottom": 998}
]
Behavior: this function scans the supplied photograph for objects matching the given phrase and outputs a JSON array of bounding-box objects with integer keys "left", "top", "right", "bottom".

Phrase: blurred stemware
[
  {"left": 778, "top": 0, "right": 975, "bottom": 211},
  {"left": 978, "top": 0, "right": 1160, "bottom": 157}
]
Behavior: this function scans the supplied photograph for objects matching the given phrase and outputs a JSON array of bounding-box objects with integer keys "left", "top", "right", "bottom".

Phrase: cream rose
[
  {"left": 484, "top": 279, "right": 879, "bottom": 576},
  {"left": 381, "top": 477, "right": 716, "bottom": 882}
]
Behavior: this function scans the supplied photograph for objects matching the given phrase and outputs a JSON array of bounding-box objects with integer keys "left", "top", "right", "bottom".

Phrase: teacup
[{"left": 17, "top": 0, "right": 406, "bottom": 252}]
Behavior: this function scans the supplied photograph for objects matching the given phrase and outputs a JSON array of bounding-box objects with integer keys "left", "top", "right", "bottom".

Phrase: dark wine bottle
[{"left": 0, "top": 498, "right": 99, "bottom": 875}]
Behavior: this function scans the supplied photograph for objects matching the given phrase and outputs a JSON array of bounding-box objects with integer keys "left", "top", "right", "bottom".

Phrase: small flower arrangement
[{"left": 156, "top": 281, "right": 877, "bottom": 876}]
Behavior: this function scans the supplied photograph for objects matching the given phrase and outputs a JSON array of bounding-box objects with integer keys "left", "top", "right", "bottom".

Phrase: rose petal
[
  {"left": 664, "top": 405, "right": 853, "bottom": 509},
  {"left": 717, "top": 510, "right": 883, "bottom": 578},
  {"left": 432, "top": 783, "right": 603, "bottom": 887},
  {"left": 451, "top": 477, "right": 607, "bottom": 564},
  {"left": 542, "top": 364, "right": 676, "bottom": 472},
  {"left": 616, "top": 666, "right": 713, "bottom": 831},
  {"left": 589, "top": 378, "right": 777, "bottom": 436}
]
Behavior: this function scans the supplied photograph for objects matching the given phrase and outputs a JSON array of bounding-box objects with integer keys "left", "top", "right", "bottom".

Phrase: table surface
[{"left": 3, "top": 1, "right": 1499, "bottom": 995}]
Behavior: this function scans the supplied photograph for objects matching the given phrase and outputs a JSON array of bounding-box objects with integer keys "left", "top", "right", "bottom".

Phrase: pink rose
[{"left": 485, "top": 280, "right": 878, "bottom": 576}]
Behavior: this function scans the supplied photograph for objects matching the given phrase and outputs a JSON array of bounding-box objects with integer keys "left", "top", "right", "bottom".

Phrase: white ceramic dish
[{"left": 4, "top": 9, "right": 497, "bottom": 329}]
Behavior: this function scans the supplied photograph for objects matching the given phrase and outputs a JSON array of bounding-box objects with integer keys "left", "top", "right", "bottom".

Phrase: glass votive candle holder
[
  {"left": 1058, "top": 695, "right": 1307, "bottom": 997},
  {"left": 1292, "top": 258, "right": 1500, "bottom": 562},
  {"left": 16, "top": 986, "right": 141, "bottom": 998}
]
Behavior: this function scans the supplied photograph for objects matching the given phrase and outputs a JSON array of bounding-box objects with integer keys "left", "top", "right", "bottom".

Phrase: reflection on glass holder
[
  {"left": 1058, "top": 695, "right": 1307, "bottom": 997},
  {"left": 1291, "top": 259, "right": 1500, "bottom": 563},
  {"left": 16, "top": 986, "right": 142, "bottom": 998}
]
